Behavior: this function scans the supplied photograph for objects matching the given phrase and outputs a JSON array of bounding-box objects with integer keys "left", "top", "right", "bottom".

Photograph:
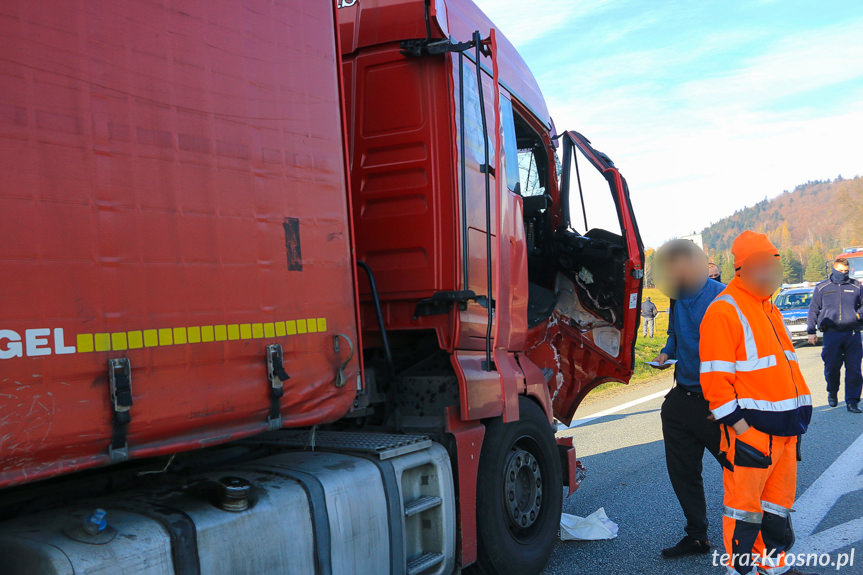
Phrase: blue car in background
[{"left": 775, "top": 283, "right": 821, "bottom": 345}]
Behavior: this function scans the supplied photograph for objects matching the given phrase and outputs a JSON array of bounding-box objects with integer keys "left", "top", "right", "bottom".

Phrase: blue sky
[{"left": 473, "top": 0, "right": 863, "bottom": 248}]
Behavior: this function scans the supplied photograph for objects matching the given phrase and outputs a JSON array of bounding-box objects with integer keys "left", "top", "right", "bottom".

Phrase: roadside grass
[{"left": 593, "top": 287, "right": 671, "bottom": 393}]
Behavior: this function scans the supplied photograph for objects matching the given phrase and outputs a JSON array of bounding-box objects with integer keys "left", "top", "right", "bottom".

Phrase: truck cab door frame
[{"left": 526, "top": 130, "right": 644, "bottom": 424}]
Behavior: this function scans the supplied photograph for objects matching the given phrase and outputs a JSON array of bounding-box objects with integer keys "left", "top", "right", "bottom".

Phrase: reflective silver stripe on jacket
[
  {"left": 700, "top": 295, "right": 789, "bottom": 374},
  {"left": 715, "top": 294, "right": 759, "bottom": 359},
  {"left": 724, "top": 505, "right": 762, "bottom": 523},
  {"left": 737, "top": 394, "right": 812, "bottom": 412},
  {"left": 761, "top": 500, "right": 792, "bottom": 518},
  {"left": 736, "top": 355, "right": 777, "bottom": 372},
  {"left": 701, "top": 360, "right": 736, "bottom": 374},
  {"left": 712, "top": 399, "right": 739, "bottom": 420}
]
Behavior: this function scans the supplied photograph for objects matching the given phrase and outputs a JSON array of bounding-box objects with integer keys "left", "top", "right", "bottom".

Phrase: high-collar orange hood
[{"left": 732, "top": 231, "right": 779, "bottom": 271}]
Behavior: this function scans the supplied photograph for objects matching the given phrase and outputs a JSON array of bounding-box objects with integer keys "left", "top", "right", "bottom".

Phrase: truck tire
[{"left": 468, "top": 396, "right": 562, "bottom": 575}]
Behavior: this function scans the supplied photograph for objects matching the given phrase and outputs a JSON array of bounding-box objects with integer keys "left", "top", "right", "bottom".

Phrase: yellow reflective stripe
[
  {"left": 214, "top": 325, "right": 227, "bottom": 341},
  {"left": 158, "top": 328, "right": 173, "bottom": 346},
  {"left": 111, "top": 332, "right": 128, "bottom": 351},
  {"left": 144, "top": 329, "right": 159, "bottom": 347},
  {"left": 94, "top": 333, "right": 111, "bottom": 352},
  {"left": 77, "top": 333, "right": 94, "bottom": 353},
  {"left": 227, "top": 324, "right": 240, "bottom": 340},
  {"left": 187, "top": 326, "right": 201, "bottom": 344},
  {"left": 173, "top": 327, "right": 187, "bottom": 345},
  {"left": 69, "top": 317, "right": 328, "bottom": 354},
  {"left": 128, "top": 331, "right": 144, "bottom": 349}
]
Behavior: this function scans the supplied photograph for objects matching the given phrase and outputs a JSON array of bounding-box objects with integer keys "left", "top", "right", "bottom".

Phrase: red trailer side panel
[{"left": 0, "top": 0, "right": 359, "bottom": 488}]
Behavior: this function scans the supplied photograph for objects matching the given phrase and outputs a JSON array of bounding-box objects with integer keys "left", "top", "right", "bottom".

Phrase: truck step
[
  {"left": 252, "top": 430, "right": 431, "bottom": 460},
  {"left": 404, "top": 495, "right": 442, "bottom": 517},
  {"left": 406, "top": 552, "right": 445, "bottom": 575}
]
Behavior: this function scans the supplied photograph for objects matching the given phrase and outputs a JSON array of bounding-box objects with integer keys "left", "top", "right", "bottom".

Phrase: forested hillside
[{"left": 702, "top": 177, "right": 861, "bottom": 283}]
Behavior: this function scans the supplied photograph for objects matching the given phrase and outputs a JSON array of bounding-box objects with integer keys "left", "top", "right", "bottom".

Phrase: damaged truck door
[{"left": 525, "top": 131, "right": 644, "bottom": 425}]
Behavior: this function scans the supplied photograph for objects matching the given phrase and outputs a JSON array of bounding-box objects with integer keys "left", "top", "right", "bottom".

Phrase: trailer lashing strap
[
  {"left": 112, "top": 499, "right": 201, "bottom": 575},
  {"left": 266, "top": 344, "right": 290, "bottom": 431},
  {"left": 108, "top": 358, "right": 133, "bottom": 462},
  {"left": 240, "top": 464, "right": 333, "bottom": 575}
]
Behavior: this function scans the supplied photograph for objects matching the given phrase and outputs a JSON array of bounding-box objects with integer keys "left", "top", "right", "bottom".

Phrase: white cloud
[
  {"left": 482, "top": 3, "right": 863, "bottom": 247},
  {"left": 679, "top": 24, "right": 863, "bottom": 113},
  {"left": 472, "top": 0, "right": 615, "bottom": 46}
]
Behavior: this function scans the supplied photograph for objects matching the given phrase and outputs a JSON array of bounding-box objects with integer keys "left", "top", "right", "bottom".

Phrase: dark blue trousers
[{"left": 822, "top": 330, "right": 863, "bottom": 403}]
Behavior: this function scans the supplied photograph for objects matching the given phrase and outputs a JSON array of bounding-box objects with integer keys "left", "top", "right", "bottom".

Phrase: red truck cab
[
  {"left": 840, "top": 247, "right": 863, "bottom": 281},
  {"left": 339, "top": 0, "right": 644, "bottom": 427}
]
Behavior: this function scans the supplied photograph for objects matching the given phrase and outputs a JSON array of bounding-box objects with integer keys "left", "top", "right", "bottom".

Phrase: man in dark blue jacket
[
  {"left": 807, "top": 256, "right": 863, "bottom": 412},
  {"left": 652, "top": 239, "right": 726, "bottom": 558}
]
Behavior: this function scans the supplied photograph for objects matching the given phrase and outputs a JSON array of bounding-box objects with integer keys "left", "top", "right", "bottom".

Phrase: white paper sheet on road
[{"left": 560, "top": 507, "right": 619, "bottom": 541}]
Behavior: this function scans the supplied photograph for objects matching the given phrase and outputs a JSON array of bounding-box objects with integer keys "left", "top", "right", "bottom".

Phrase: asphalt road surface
[{"left": 544, "top": 344, "right": 863, "bottom": 575}]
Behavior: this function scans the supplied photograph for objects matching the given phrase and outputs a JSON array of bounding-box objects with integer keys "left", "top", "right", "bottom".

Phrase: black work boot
[
  {"left": 828, "top": 392, "right": 838, "bottom": 407},
  {"left": 847, "top": 401, "right": 862, "bottom": 413},
  {"left": 660, "top": 535, "right": 710, "bottom": 558}
]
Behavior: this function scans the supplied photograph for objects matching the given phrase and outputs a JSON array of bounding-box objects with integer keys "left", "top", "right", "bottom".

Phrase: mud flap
[{"left": 556, "top": 436, "right": 582, "bottom": 496}]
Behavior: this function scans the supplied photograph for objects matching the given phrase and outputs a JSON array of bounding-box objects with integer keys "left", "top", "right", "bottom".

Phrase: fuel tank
[{"left": 0, "top": 434, "right": 455, "bottom": 575}]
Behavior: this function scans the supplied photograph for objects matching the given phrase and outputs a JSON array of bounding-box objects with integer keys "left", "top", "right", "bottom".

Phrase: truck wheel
[{"left": 468, "top": 396, "right": 562, "bottom": 575}]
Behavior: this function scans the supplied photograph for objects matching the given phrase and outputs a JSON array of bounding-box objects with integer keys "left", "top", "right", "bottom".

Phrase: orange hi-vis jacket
[{"left": 700, "top": 277, "right": 812, "bottom": 437}]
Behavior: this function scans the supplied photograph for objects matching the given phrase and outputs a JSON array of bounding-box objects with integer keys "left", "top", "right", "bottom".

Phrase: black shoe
[
  {"left": 661, "top": 535, "right": 711, "bottom": 558},
  {"left": 847, "top": 401, "right": 862, "bottom": 413},
  {"left": 828, "top": 393, "right": 838, "bottom": 407},
  {"left": 782, "top": 568, "right": 821, "bottom": 575}
]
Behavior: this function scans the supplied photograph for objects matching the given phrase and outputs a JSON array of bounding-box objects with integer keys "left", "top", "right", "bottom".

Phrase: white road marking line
[
  {"left": 561, "top": 387, "right": 670, "bottom": 429},
  {"left": 794, "top": 428, "right": 863, "bottom": 554}
]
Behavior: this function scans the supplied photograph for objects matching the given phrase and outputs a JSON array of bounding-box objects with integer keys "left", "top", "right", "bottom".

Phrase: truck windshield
[
  {"left": 775, "top": 291, "right": 812, "bottom": 310},
  {"left": 850, "top": 257, "right": 863, "bottom": 280}
]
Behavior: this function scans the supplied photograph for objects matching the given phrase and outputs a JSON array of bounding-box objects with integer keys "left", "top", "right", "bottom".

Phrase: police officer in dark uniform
[{"left": 807, "top": 256, "right": 863, "bottom": 413}]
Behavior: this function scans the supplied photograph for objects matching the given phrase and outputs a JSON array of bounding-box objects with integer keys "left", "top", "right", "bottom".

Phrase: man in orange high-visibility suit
[{"left": 700, "top": 231, "right": 815, "bottom": 575}]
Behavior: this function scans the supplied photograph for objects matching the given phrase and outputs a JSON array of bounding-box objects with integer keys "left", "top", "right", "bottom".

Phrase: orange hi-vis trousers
[{"left": 722, "top": 425, "right": 797, "bottom": 575}]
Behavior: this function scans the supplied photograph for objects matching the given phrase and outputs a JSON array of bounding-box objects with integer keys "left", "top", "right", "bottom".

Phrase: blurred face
[
  {"left": 708, "top": 263, "right": 721, "bottom": 280},
  {"left": 834, "top": 261, "right": 850, "bottom": 274},
  {"left": 657, "top": 253, "right": 708, "bottom": 298},
  {"left": 738, "top": 252, "right": 782, "bottom": 298}
]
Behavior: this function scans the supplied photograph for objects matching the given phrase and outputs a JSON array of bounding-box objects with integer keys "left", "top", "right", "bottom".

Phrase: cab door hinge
[
  {"left": 400, "top": 37, "right": 476, "bottom": 58},
  {"left": 413, "top": 290, "right": 489, "bottom": 318},
  {"left": 266, "top": 344, "right": 290, "bottom": 431}
]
